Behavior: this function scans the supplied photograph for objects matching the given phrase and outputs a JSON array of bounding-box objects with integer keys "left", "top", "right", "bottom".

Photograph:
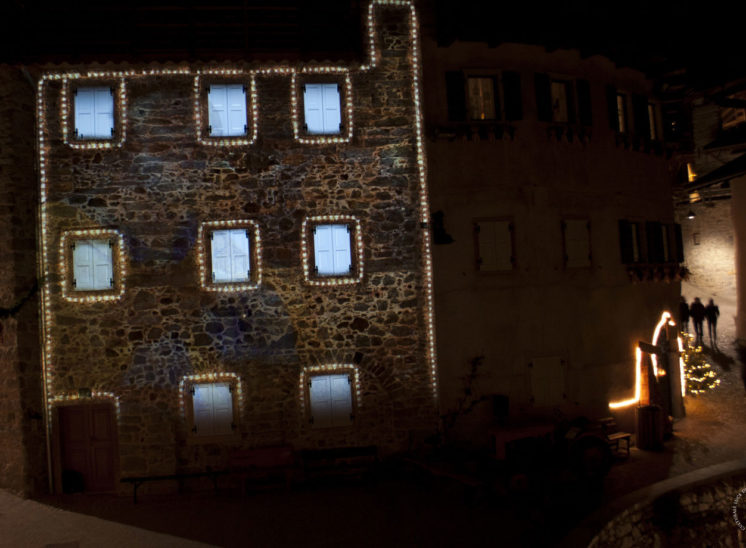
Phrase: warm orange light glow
[
  {"left": 677, "top": 335, "right": 686, "bottom": 397},
  {"left": 687, "top": 164, "right": 697, "bottom": 183},
  {"left": 650, "top": 311, "right": 672, "bottom": 377},
  {"left": 609, "top": 347, "right": 643, "bottom": 409}
]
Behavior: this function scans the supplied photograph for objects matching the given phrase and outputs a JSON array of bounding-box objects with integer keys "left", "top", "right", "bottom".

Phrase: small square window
[
  {"left": 467, "top": 77, "right": 498, "bottom": 121},
  {"left": 301, "top": 216, "right": 363, "bottom": 286},
  {"left": 308, "top": 374, "right": 353, "bottom": 428},
  {"left": 208, "top": 84, "right": 248, "bottom": 137},
  {"left": 189, "top": 382, "right": 237, "bottom": 438},
  {"left": 74, "top": 87, "right": 114, "bottom": 139},
  {"left": 61, "top": 229, "right": 126, "bottom": 303},
  {"left": 304, "top": 83, "right": 342, "bottom": 135},
  {"left": 198, "top": 220, "right": 261, "bottom": 292},
  {"left": 563, "top": 219, "right": 591, "bottom": 268},
  {"left": 474, "top": 219, "right": 514, "bottom": 271}
]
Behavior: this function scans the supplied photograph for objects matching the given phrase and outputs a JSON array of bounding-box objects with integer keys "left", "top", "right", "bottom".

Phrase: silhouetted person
[
  {"left": 690, "top": 297, "right": 706, "bottom": 346},
  {"left": 705, "top": 298, "right": 720, "bottom": 349},
  {"left": 678, "top": 296, "right": 690, "bottom": 333}
]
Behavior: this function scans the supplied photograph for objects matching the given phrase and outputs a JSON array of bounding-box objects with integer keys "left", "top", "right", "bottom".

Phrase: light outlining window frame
[
  {"left": 299, "top": 363, "right": 362, "bottom": 425},
  {"left": 35, "top": 3, "right": 440, "bottom": 481},
  {"left": 291, "top": 70, "right": 354, "bottom": 144},
  {"left": 193, "top": 71, "right": 258, "bottom": 146},
  {"left": 61, "top": 76, "right": 127, "bottom": 149},
  {"left": 178, "top": 372, "right": 244, "bottom": 439},
  {"left": 59, "top": 228, "right": 127, "bottom": 303},
  {"left": 301, "top": 215, "right": 364, "bottom": 286},
  {"left": 49, "top": 391, "right": 121, "bottom": 425},
  {"left": 197, "top": 219, "right": 262, "bottom": 292}
]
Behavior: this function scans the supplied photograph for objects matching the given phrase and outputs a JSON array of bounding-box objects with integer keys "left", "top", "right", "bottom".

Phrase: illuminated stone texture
[{"left": 37, "top": 3, "right": 437, "bottom": 484}]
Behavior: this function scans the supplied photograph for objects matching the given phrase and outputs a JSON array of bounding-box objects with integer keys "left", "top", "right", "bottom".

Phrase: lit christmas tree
[{"left": 681, "top": 336, "right": 721, "bottom": 395}]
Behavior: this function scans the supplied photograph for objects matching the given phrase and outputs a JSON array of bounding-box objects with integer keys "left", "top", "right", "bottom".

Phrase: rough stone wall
[
  {"left": 0, "top": 65, "right": 47, "bottom": 495},
  {"left": 39, "top": 5, "right": 436, "bottom": 481},
  {"left": 589, "top": 474, "right": 746, "bottom": 547},
  {"left": 676, "top": 199, "right": 736, "bottom": 296}
]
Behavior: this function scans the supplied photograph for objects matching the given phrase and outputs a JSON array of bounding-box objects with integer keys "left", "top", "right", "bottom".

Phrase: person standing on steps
[
  {"left": 705, "top": 298, "right": 720, "bottom": 349},
  {"left": 690, "top": 297, "right": 706, "bottom": 347},
  {"left": 679, "top": 296, "right": 690, "bottom": 334}
]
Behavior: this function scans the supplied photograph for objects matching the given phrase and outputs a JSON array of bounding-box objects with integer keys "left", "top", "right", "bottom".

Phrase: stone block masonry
[{"left": 36, "top": 2, "right": 437, "bottom": 486}]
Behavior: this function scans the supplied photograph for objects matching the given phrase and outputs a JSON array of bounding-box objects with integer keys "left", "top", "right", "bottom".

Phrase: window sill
[{"left": 625, "top": 264, "right": 687, "bottom": 283}]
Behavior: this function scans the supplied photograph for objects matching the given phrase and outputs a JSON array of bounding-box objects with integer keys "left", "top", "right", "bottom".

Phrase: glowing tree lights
[{"left": 681, "top": 336, "right": 721, "bottom": 395}]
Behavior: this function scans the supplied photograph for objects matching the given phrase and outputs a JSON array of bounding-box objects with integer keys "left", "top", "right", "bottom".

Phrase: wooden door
[{"left": 58, "top": 403, "right": 117, "bottom": 493}]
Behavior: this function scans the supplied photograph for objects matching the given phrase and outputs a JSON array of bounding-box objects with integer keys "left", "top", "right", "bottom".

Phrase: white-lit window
[
  {"left": 191, "top": 382, "right": 235, "bottom": 436},
  {"left": 475, "top": 220, "right": 513, "bottom": 271},
  {"left": 313, "top": 224, "right": 352, "bottom": 276},
  {"left": 309, "top": 374, "right": 353, "bottom": 428},
  {"left": 74, "top": 87, "right": 114, "bottom": 139},
  {"left": 210, "top": 229, "right": 250, "bottom": 283},
  {"left": 208, "top": 84, "right": 247, "bottom": 137},
  {"left": 551, "top": 80, "right": 569, "bottom": 123},
  {"left": 303, "top": 83, "right": 342, "bottom": 135},
  {"left": 467, "top": 77, "right": 497, "bottom": 120},
  {"left": 616, "top": 93, "right": 628, "bottom": 133},
  {"left": 73, "top": 239, "right": 113, "bottom": 291},
  {"left": 563, "top": 219, "right": 591, "bottom": 268}
]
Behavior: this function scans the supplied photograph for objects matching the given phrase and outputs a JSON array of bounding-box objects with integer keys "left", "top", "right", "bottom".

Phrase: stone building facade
[
  {"left": 29, "top": 1, "right": 437, "bottom": 493},
  {"left": 420, "top": 33, "right": 682, "bottom": 437}
]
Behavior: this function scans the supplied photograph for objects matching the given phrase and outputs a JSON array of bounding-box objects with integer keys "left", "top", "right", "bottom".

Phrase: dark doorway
[{"left": 57, "top": 403, "right": 118, "bottom": 493}]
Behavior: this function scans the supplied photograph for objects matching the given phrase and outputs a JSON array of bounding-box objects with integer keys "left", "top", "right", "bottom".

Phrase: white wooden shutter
[
  {"left": 564, "top": 220, "right": 591, "bottom": 268},
  {"left": 331, "top": 224, "right": 352, "bottom": 275},
  {"left": 193, "top": 383, "right": 215, "bottom": 435},
  {"left": 73, "top": 240, "right": 93, "bottom": 290},
  {"left": 74, "top": 89, "right": 95, "bottom": 139},
  {"left": 91, "top": 240, "right": 113, "bottom": 290},
  {"left": 321, "top": 84, "right": 342, "bottom": 134},
  {"left": 309, "top": 376, "right": 333, "bottom": 428},
  {"left": 208, "top": 85, "right": 229, "bottom": 136},
  {"left": 304, "top": 84, "right": 324, "bottom": 134},
  {"left": 211, "top": 383, "right": 234, "bottom": 435},
  {"left": 93, "top": 88, "right": 114, "bottom": 138},
  {"left": 330, "top": 374, "right": 352, "bottom": 427},
  {"left": 477, "top": 221, "right": 512, "bottom": 271},
  {"left": 313, "top": 225, "right": 335, "bottom": 275},
  {"left": 226, "top": 85, "right": 247, "bottom": 136},
  {"left": 211, "top": 230, "right": 231, "bottom": 282},
  {"left": 229, "top": 229, "right": 250, "bottom": 281}
]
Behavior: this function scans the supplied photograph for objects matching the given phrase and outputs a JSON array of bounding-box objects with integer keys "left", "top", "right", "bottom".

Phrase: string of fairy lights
[
  {"left": 178, "top": 372, "right": 244, "bottom": 424},
  {"left": 299, "top": 364, "right": 362, "bottom": 420},
  {"left": 196, "top": 220, "right": 263, "bottom": 292},
  {"left": 300, "top": 215, "right": 365, "bottom": 286},
  {"left": 59, "top": 229, "right": 127, "bottom": 303},
  {"left": 35, "top": 1, "right": 439, "bottom": 441}
]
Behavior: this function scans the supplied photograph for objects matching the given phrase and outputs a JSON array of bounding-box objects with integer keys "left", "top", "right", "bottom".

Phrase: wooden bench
[
  {"left": 300, "top": 445, "right": 378, "bottom": 481},
  {"left": 121, "top": 469, "right": 225, "bottom": 503},
  {"left": 599, "top": 417, "right": 632, "bottom": 458},
  {"left": 228, "top": 445, "right": 296, "bottom": 495}
]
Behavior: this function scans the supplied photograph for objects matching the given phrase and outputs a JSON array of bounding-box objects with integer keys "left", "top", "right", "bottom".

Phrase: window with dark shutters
[
  {"left": 646, "top": 221, "right": 664, "bottom": 263},
  {"left": 445, "top": 71, "right": 467, "bottom": 122},
  {"left": 535, "top": 73, "right": 552, "bottom": 122},
  {"left": 632, "top": 95, "right": 650, "bottom": 139},
  {"left": 674, "top": 223, "right": 684, "bottom": 263},
  {"left": 502, "top": 71, "right": 523, "bottom": 121},
  {"left": 618, "top": 220, "right": 642, "bottom": 264},
  {"left": 577, "top": 79, "right": 592, "bottom": 126},
  {"left": 606, "top": 85, "right": 619, "bottom": 131}
]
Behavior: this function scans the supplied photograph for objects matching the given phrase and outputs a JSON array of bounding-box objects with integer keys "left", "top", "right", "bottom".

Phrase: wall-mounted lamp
[{"left": 687, "top": 210, "right": 696, "bottom": 220}]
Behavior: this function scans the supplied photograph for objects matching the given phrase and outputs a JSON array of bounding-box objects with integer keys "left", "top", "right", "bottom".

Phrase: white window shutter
[
  {"left": 211, "top": 230, "right": 231, "bottom": 282},
  {"left": 211, "top": 383, "right": 234, "bottom": 435},
  {"left": 309, "top": 376, "right": 332, "bottom": 428},
  {"left": 193, "top": 384, "right": 215, "bottom": 435},
  {"left": 321, "top": 84, "right": 342, "bottom": 134},
  {"left": 226, "top": 85, "right": 247, "bottom": 136},
  {"left": 330, "top": 374, "right": 352, "bottom": 427},
  {"left": 229, "top": 229, "right": 250, "bottom": 281},
  {"left": 331, "top": 225, "right": 352, "bottom": 275},
  {"left": 93, "top": 88, "right": 114, "bottom": 138},
  {"left": 564, "top": 220, "right": 591, "bottom": 268},
  {"left": 91, "top": 240, "right": 113, "bottom": 290},
  {"left": 73, "top": 240, "right": 93, "bottom": 290},
  {"left": 313, "top": 225, "right": 335, "bottom": 275},
  {"left": 208, "top": 85, "right": 229, "bottom": 136},
  {"left": 304, "top": 84, "right": 324, "bottom": 134},
  {"left": 74, "top": 89, "right": 95, "bottom": 138}
]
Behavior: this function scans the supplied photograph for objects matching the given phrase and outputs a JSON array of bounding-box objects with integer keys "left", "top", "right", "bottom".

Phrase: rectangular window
[
  {"left": 74, "top": 87, "right": 114, "bottom": 139},
  {"left": 660, "top": 224, "right": 669, "bottom": 262},
  {"left": 616, "top": 93, "right": 628, "bottom": 134},
  {"left": 192, "top": 382, "right": 235, "bottom": 437},
  {"left": 314, "top": 224, "right": 351, "bottom": 276},
  {"left": 304, "top": 83, "right": 342, "bottom": 135},
  {"left": 73, "top": 239, "right": 113, "bottom": 290},
  {"left": 618, "top": 220, "right": 643, "bottom": 264},
  {"left": 551, "top": 80, "right": 570, "bottom": 123},
  {"left": 467, "top": 77, "right": 497, "bottom": 120},
  {"left": 475, "top": 219, "right": 513, "bottom": 271},
  {"left": 211, "top": 228, "right": 250, "bottom": 283},
  {"left": 648, "top": 103, "right": 658, "bottom": 140},
  {"left": 208, "top": 84, "right": 247, "bottom": 137},
  {"left": 308, "top": 374, "right": 353, "bottom": 428},
  {"left": 563, "top": 219, "right": 591, "bottom": 268}
]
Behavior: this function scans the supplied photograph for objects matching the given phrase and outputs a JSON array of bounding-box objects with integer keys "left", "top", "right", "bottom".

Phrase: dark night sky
[{"left": 1, "top": 0, "right": 743, "bottom": 90}]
